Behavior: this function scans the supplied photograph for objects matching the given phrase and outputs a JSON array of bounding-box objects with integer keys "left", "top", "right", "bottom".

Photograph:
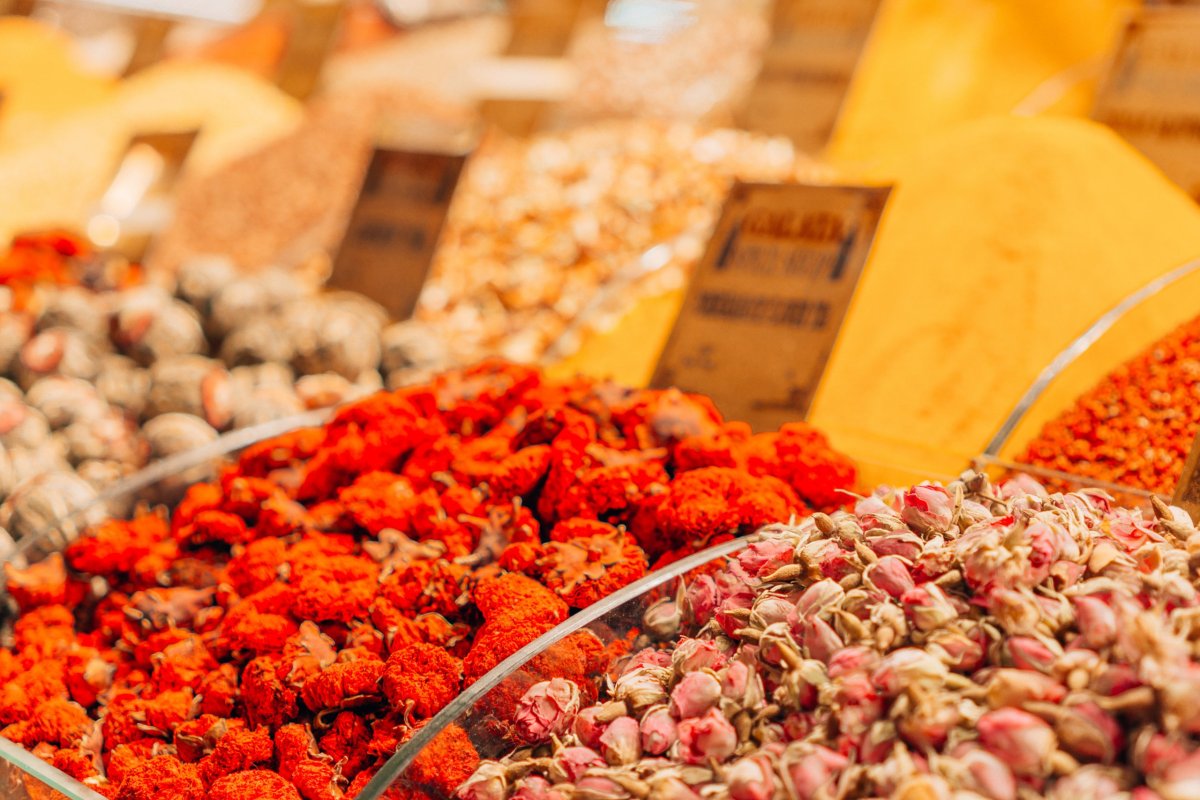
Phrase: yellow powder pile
[
  {"left": 827, "top": 0, "right": 1135, "bottom": 166},
  {"left": 0, "top": 60, "right": 301, "bottom": 247},
  {"left": 808, "top": 116, "right": 1200, "bottom": 486}
]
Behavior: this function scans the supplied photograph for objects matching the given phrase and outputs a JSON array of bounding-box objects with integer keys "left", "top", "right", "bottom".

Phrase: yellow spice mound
[
  {"left": 828, "top": 0, "right": 1135, "bottom": 166},
  {"left": 810, "top": 115, "right": 1200, "bottom": 485}
]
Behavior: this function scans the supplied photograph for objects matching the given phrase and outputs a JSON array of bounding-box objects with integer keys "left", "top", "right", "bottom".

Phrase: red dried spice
[
  {"left": 1019, "top": 315, "right": 1200, "bottom": 493},
  {"left": 2, "top": 362, "right": 854, "bottom": 796}
]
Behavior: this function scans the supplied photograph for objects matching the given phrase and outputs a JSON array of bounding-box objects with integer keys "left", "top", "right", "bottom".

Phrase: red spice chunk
[
  {"left": 1019, "top": 314, "right": 1200, "bottom": 493},
  {"left": 2, "top": 361, "right": 855, "bottom": 797}
]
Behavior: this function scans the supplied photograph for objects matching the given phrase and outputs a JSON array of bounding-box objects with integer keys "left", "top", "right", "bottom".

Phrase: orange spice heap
[
  {"left": 1, "top": 361, "right": 855, "bottom": 799},
  {"left": 1019, "top": 314, "right": 1200, "bottom": 493}
]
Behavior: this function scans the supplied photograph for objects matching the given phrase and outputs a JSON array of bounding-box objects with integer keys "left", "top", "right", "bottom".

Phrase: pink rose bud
[
  {"left": 599, "top": 716, "right": 641, "bottom": 765},
  {"left": 867, "top": 531, "right": 925, "bottom": 562},
  {"left": 798, "top": 616, "right": 844, "bottom": 665},
  {"left": 786, "top": 745, "right": 849, "bottom": 800},
  {"left": 623, "top": 648, "right": 673, "bottom": 674},
  {"left": 833, "top": 673, "right": 883, "bottom": 736},
  {"left": 896, "top": 695, "right": 959, "bottom": 750},
  {"left": 977, "top": 708, "right": 1058, "bottom": 776},
  {"left": 793, "top": 578, "right": 845, "bottom": 619},
  {"left": 574, "top": 706, "right": 609, "bottom": 749},
  {"left": 986, "top": 669, "right": 1067, "bottom": 708},
  {"left": 511, "top": 777, "right": 555, "bottom": 800},
  {"left": 670, "top": 671, "right": 722, "bottom": 719},
  {"left": 548, "top": 746, "right": 605, "bottom": 783},
  {"left": 954, "top": 746, "right": 1016, "bottom": 800},
  {"left": 1046, "top": 765, "right": 1126, "bottom": 800},
  {"left": 900, "top": 582, "right": 958, "bottom": 632},
  {"left": 721, "top": 660, "right": 750, "bottom": 699},
  {"left": 1154, "top": 749, "right": 1200, "bottom": 800},
  {"left": 672, "top": 638, "right": 728, "bottom": 673},
  {"left": 647, "top": 778, "right": 700, "bottom": 800},
  {"left": 1132, "top": 790, "right": 1164, "bottom": 800},
  {"left": 516, "top": 678, "right": 582, "bottom": 743},
  {"left": 926, "top": 629, "right": 985, "bottom": 673},
  {"left": 872, "top": 648, "right": 947, "bottom": 696},
  {"left": 641, "top": 706, "right": 678, "bottom": 755},
  {"left": 901, "top": 483, "right": 954, "bottom": 533},
  {"left": 1054, "top": 701, "right": 1123, "bottom": 764},
  {"left": 574, "top": 777, "right": 626, "bottom": 800},
  {"left": 736, "top": 538, "right": 796, "bottom": 577},
  {"left": 613, "top": 666, "right": 669, "bottom": 712},
  {"left": 644, "top": 600, "right": 682, "bottom": 639},
  {"left": 827, "top": 646, "right": 879, "bottom": 679},
  {"left": 717, "top": 593, "right": 756, "bottom": 637},
  {"left": 677, "top": 707, "right": 737, "bottom": 765},
  {"left": 685, "top": 576, "right": 718, "bottom": 623},
  {"left": 750, "top": 595, "right": 796, "bottom": 629},
  {"left": 726, "top": 755, "right": 775, "bottom": 800},
  {"left": 1133, "top": 732, "right": 1193, "bottom": 778},
  {"left": 1005, "top": 636, "right": 1058, "bottom": 673},
  {"left": 864, "top": 555, "right": 915, "bottom": 599},
  {"left": 457, "top": 765, "right": 508, "bottom": 800}
]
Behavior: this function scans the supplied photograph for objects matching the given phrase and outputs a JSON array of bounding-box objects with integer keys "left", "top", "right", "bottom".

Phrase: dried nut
[
  {"left": 286, "top": 299, "right": 383, "bottom": 379},
  {"left": 175, "top": 255, "right": 238, "bottom": 313},
  {"left": 141, "top": 413, "right": 218, "bottom": 461},
  {"left": 219, "top": 316, "right": 295, "bottom": 366},
  {"left": 0, "top": 401, "right": 51, "bottom": 450},
  {"left": 145, "top": 356, "right": 233, "bottom": 430},
  {"left": 0, "top": 469, "right": 102, "bottom": 542},
  {"left": 0, "top": 312, "right": 33, "bottom": 375},
  {"left": 230, "top": 362, "right": 296, "bottom": 393},
  {"left": 94, "top": 354, "right": 151, "bottom": 416},
  {"left": 36, "top": 286, "right": 110, "bottom": 341},
  {"left": 112, "top": 291, "right": 207, "bottom": 365},
  {"left": 294, "top": 372, "right": 354, "bottom": 410},
  {"left": 208, "top": 269, "right": 304, "bottom": 338},
  {"left": 25, "top": 375, "right": 110, "bottom": 429},
  {"left": 61, "top": 411, "right": 141, "bottom": 467},
  {"left": 380, "top": 320, "right": 448, "bottom": 373},
  {"left": 15, "top": 327, "right": 100, "bottom": 388},
  {"left": 230, "top": 385, "right": 305, "bottom": 429}
]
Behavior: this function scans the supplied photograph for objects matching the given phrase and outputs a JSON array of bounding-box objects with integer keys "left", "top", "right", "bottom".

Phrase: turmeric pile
[{"left": 0, "top": 361, "right": 854, "bottom": 799}]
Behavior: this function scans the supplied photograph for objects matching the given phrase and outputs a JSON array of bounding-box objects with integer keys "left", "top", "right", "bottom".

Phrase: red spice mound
[
  {"left": 0, "top": 231, "right": 141, "bottom": 311},
  {"left": 2, "top": 361, "right": 854, "bottom": 797},
  {"left": 1019, "top": 315, "right": 1200, "bottom": 493}
]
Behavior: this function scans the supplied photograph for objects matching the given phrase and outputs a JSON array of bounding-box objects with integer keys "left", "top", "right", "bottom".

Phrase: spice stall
[{"left": 2, "top": 1, "right": 1200, "bottom": 799}]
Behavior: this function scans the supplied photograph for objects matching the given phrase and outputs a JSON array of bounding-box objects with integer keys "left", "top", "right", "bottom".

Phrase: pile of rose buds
[{"left": 457, "top": 471, "right": 1200, "bottom": 800}]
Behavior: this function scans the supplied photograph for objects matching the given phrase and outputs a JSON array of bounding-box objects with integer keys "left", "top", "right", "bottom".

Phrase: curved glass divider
[
  {"left": 983, "top": 254, "right": 1200, "bottom": 469},
  {"left": 4, "top": 409, "right": 331, "bottom": 569},
  {"left": 367, "top": 536, "right": 755, "bottom": 799},
  {"left": 0, "top": 726, "right": 107, "bottom": 800},
  {"left": 971, "top": 453, "right": 1165, "bottom": 512}
]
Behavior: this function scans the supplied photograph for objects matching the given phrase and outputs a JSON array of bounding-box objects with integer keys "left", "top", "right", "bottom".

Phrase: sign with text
[
  {"left": 737, "top": 0, "right": 881, "bottom": 153},
  {"left": 329, "top": 148, "right": 467, "bottom": 320},
  {"left": 651, "top": 182, "right": 890, "bottom": 432},
  {"left": 1092, "top": 6, "right": 1200, "bottom": 204},
  {"left": 1175, "top": 431, "right": 1200, "bottom": 524}
]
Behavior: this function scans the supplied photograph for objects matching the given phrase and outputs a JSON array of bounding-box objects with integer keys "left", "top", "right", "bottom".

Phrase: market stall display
[{"left": 0, "top": 361, "right": 855, "bottom": 799}]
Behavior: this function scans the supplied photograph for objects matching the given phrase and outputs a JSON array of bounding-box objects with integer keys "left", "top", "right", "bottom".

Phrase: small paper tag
[
  {"left": 1092, "top": 6, "right": 1200, "bottom": 204},
  {"left": 328, "top": 148, "right": 468, "bottom": 320},
  {"left": 651, "top": 182, "right": 890, "bottom": 432},
  {"left": 1175, "top": 432, "right": 1200, "bottom": 523},
  {"left": 737, "top": 0, "right": 881, "bottom": 153}
]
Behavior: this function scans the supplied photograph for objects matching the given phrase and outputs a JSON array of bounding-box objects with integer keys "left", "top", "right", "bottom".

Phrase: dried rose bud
[
  {"left": 547, "top": 746, "right": 604, "bottom": 783},
  {"left": 976, "top": 708, "right": 1058, "bottom": 776},
  {"left": 640, "top": 706, "right": 677, "bottom": 755},
  {"left": 599, "top": 716, "right": 640, "bottom": 765},
  {"left": 720, "top": 660, "right": 750, "bottom": 699},
  {"left": 867, "top": 531, "right": 925, "bottom": 562},
  {"left": 612, "top": 666, "right": 669, "bottom": 713},
  {"left": 17, "top": 327, "right": 100, "bottom": 389},
  {"left": 1005, "top": 636, "right": 1059, "bottom": 673},
  {"left": 457, "top": 763, "right": 507, "bottom": 800},
  {"left": 516, "top": 679, "right": 582, "bottom": 743},
  {"left": 511, "top": 777, "right": 560, "bottom": 800},
  {"left": 643, "top": 599, "right": 682, "bottom": 640},
  {"left": 736, "top": 537, "right": 796, "bottom": 578},
  {"left": 901, "top": 483, "right": 954, "bottom": 534},
  {"left": 896, "top": 694, "right": 959, "bottom": 750},
  {"left": 1151, "top": 749, "right": 1200, "bottom": 800},
  {"left": 574, "top": 706, "right": 609, "bottom": 749},
  {"left": 793, "top": 579, "right": 844, "bottom": 619},
  {"left": 1050, "top": 701, "right": 1123, "bottom": 763},
  {"left": 900, "top": 582, "right": 958, "bottom": 632},
  {"left": 623, "top": 649, "right": 672, "bottom": 675},
  {"left": 646, "top": 778, "right": 700, "bottom": 800},
  {"left": 669, "top": 671, "right": 721, "bottom": 719},
  {"left": 833, "top": 673, "right": 883, "bottom": 736},
  {"left": 1045, "top": 765, "right": 1126, "bottom": 800},
  {"left": 986, "top": 669, "right": 1067, "bottom": 708},
  {"left": 726, "top": 755, "right": 775, "bottom": 800},
  {"left": 872, "top": 648, "right": 948, "bottom": 696},
  {"left": 750, "top": 594, "right": 795, "bottom": 630},
  {"left": 672, "top": 638, "right": 727, "bottom": 673},
  {"left": 717, "top": 593, "right": 755, "bottom": 637},
  {"left": 952, "top": 745, "right": 1017, "bottom": 800},
  {"left": 864, "top": 555, "right": 915, "bottom": 599},
  {"left": 574, "top": 777, "right": 628, "bottom": 800},
  {"left": 783, "top": 744, "right": 849, "bottom": 800},
  {"left": 925, "top": 628, "right": 985, "bottom": 673},
  {"left": 676, "top": 707, "right": 736, "bottom": 765},
  {"left": 685, "top": 575, "right": 719, "bottom": 623},
  {"left": 798, "top": 616, "right": 843, "bottom": 664},
  {"left": 827, "top": 646, "right": 879, "bottom": 679}
]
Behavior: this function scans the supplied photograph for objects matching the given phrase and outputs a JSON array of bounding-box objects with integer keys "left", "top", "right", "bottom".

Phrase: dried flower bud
[
  {"left": 613, "top": 666, "right": 670, "bottom": 713},
  {"left": 901, "top": 484, "right": 955, "bottom": 534},
  {"left": 793, "top": 579, "right": 844, "bottom": 619},
  {"left": 646, "top": 778, "right": 700, "bottom": 800},
  {"left": 219, "top": 316, "right": 296, "bottom": 367},
  {"left": 900, "top": 582, "right": 958, "bottom": 632},
  {"left": 230, "top": 384, "right": 306, "bottom": 429},
  {"left": 574, "top": 706, "right": 609, "bottom": 749},
  {"left": 750, "top": 594, "right": 795, "bottom": 630},
  {"left": 736, "top": 538, "right": 796, "bottom": 578},
  {"left": 783, "top": 744, "right": 848, "bottom": 799},
  {"left": 1150, "top": 748, "right": 1200, "bottom": 800},
  {"left": 798, "top": 617, "right": 843, "bottom": 664},
  {"left": 111, "top": 290, "right": 206, "bottom": 365},
  {"left": 864, "top": 555, "right": 915, "bottom": 598},
  {"left": 62, "top": 411, "right": 140, "bottom": 467},
  {"left": 670, "top": 672, "right": 721, "bottom": 719},
  {"left": 94, "top": 354, "right": 150, "bottom": 416},
  {"left": 516, "top": 679, "right": 582, "bottom": 743},
  {"left": 640, "top": 706, "right": 678, "bottom": 756},
  {"left": 986, "top": 668, "right": 1067, "bottom": 708},
  {"left": 643, "top": 599, "right": 682, "bottom": 640},
  {"left": 976, "top": 708, "right": 1058, "bottom": 776},
  {"left": 547, "top": 746, "right": 604, "bottom": 783},
  {"left": 286, "top": 299, "right": 383, "bottom": 380},
  {"left": 0, "top": 469, "right": 102, "bottom": 542},
  {"left": 672, "top": 638, "right": 727, "bottom": 674},
  {"left": 599, "top": 716, "right": 640, "bottom": 765},
  {"left": 1072, "top": 595, "right": 1118, "bottom": 650},
  {"left": 511, "top": 777, "right": 560, "bottom": 800},
  {"left": 676, "top": 707, "right": 736, "bottom": 765},
  {"left": 1005, "top": 636, "right": 1059, "bottom": 673},
  {"left": 142, "top": 413, "right": 218, "bottom": 461},
  {"left": 726, "top": 755, "right": 775, "bottom": 800},
  {"left": 176, "top": 256, "right": 238, "bottom": 313},
  {"left": 872, "top": 648, "right": 948, "bottom": 696},
  {"left": 826, "top": 646, "right": 880, "bottom": 679},
  {"left": 952, "top": 745, "right": 1017, "bottom": 800},
  {"left": 458, "top": 763, "right": 508, "bottom": 800},
  {"left": 574, "top": 777, "right": 628, "bottom": 800}
]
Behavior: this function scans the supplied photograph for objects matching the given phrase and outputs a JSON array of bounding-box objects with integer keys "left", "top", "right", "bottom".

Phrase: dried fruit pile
[
  {"left": 458, "top": 472, "right": 1200, "bottom": 800},
  {"left": 0, "top": 361, "right": 855, "bottom": 799},
  {"left": 1019, "top": 314, "right": 1200, "bottom": 494}
]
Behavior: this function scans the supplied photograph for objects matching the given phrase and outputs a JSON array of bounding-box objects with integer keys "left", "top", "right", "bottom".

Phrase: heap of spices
[
  {"left": 1019, "top": 313, "right": 1200, "bottom": 494},
  {"left": 457, "top": 471, "right": 1200, "bottom": 800},
  {"left": 0, "top": 361, "right": 855, "bottom": 798}
]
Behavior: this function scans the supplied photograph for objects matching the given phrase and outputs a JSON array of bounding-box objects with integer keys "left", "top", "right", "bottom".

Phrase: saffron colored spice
[
  {"left": 1019, "top": 314, "right": 1200, "bottom": 494},
  {"left": 0, "top": 361, "right": 854, "bottom": 799}
]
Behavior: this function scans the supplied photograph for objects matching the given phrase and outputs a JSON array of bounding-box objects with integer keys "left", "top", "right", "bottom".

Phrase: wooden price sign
[
  {"left": 1175, "top": 432, "right": 1200, "bottom": 523},
  {"left": 1092, "top": 6, "right": 1200, "bottom": 205},
  {"left": 737, "top": 0, "right": 881, "bottom": 153},
  {"left": 651, "top": 182, "right": 890, "bottom": 432},
  {"left": 328, "top": 148, "right": 467, "bottom": 320}
]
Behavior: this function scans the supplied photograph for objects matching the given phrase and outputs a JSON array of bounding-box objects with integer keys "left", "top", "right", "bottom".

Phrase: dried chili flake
[{"left": 2, "top": 362, "right": 853, "bottom": 797}]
